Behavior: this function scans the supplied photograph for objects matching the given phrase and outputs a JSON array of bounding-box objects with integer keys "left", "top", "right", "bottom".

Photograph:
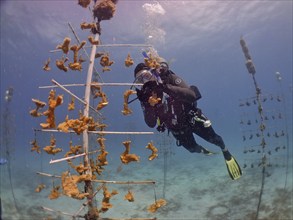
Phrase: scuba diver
[{"left": 133, "top": 61, "right": 242, "bottom": 180}]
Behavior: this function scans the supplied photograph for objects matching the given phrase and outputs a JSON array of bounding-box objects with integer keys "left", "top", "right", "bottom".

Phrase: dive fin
[{"left": 225, "top": 156, "right": 242, "bottom": 180}]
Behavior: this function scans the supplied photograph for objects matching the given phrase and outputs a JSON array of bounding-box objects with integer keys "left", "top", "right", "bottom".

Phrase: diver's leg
[
  {"left": 193, "top": 124, "right": 226, "bottom": 150},
  {"left": 191, "top": 118, "right": 242, "bottom": 179},
  {"left": 171, "top": 128, "right": 212, "bottom": 154},
  {"left": 189, "top": 110, "right": 226, "bottom": 150}
]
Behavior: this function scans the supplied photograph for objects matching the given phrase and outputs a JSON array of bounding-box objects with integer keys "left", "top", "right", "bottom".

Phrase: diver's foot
[
  {"left": 222, "top": 150, "right": 242, "bottom": 180},
  {"left": 201, "top": 147, "right": 214, "bottom": 155},
  {"left": 222, "top": 149, "right": 232, "bottom": 160}
]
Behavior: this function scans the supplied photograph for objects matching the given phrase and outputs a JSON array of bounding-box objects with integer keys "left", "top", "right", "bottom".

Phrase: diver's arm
[
  {"left": 160, "top": 71, "right": 197, "bottom": 103},
  {"left": 141, "top": 102, "right": 157, "bottom": 128},
  {"left": 163, "top": 84, "right": 197, "bottom": 103}
]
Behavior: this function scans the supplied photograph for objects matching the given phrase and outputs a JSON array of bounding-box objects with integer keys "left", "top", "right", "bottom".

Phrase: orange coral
[
  {"left": 78, "top": 0, "right": 91, "bottom": 8},
  {"left": 97, "top": 92, "right": 108, "bottom": 110},
  {"left": 43, "top": 58, "right": 51, "bottom": 71},
  {"left": 43, "top": 145, "right": 62, "bottom": 155},
  {"left": 147, "top": 199, "right": 167, "bottom": 213},
  {"left": 56, "top": 37, "right": 71, "bottom": 54},
  {"left": 35, "top": 184, "right": 46, "bottom": 193},
  {"left": 69, "top": 62, "right": 82, "bottom": 71},
  {"left": 64, "top": 141, "right": 83, "bottom": 157},
  {"left": 124, "top": 190, "right": 135, "bottom": 202},
  {"left": 30, "top": 98, "right": 46, "bottom": 117},
  {"left": 100, "top": 186, "right": 118, "bottom": 213},
  {"left": 124, "top": 53, "right": 134, "bottom": 67},
  {"left": 102, "top": 67, "right": 111, "bottom": 72},
  {"left": 56, "top": 57, "right": 69, "bottom": 72},
  {"left": 61, "top": 171, "right": 90, "bottom": 200},
  {"left": 144, "top": 54, "right": 161, "bottom": 69},
  {"left": 99, "top": 54, "right": 114, "bottom": 68},
  {"left": 97, "top": 137, "right": 108, "bottom": 167},
  {"left": 91, "top": 85, "right": 109, "bottom": 110},
  {"left": 43, "top": 136, "right": 62, "bottom": 155},
  {"left": 146, "top": 142, "right": 158, "bottom": 161},
  {"left": 69, "top": 41, "right": 86, "bottom": 71},
  {"left": 93, "top": 0, "right": 116, "bottom": 21},
  {"left": 95, "top": 52, "right": 104, "bottom": 58},
  {"left": 148, "top": 91, "right": 161, "bottom": 107},
  {"left": 48, "top": 185, "right": 61, "bottom": 200},
  {"left": 88, "top": 36, "right": 100, "bottom": 45},
  {"left": 122, "top": 90, "right": 136, "bottom": 115},
  {"left": 68, "top": 161, "right": 89, "bottom": 175},
  {"left": 40, "top": 90, "right": 63, "bottom": 129},
  {"left": 68, "top": 97, "right": 75, "bottom": 111},
  {"left": 30, "top": 139, "right": 41, "bottom": 154},
  {"left": 120, "top": 140, "right": 140, "bottom": 164},
  {"left": 57, "top": 114, "right": 94, "bottom": 135},
  {"left": 80, "top": 22, "right": 96, "bottom": 29},
  {"left": 96, "top": 122, "right": 107, "bottom": 131}
]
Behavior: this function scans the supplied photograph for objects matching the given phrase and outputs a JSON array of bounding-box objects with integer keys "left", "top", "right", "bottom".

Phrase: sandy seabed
[{"left": 1, "top": 142, "right": 292, "bottom": 220}]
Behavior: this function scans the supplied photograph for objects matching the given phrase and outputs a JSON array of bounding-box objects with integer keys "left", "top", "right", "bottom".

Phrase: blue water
[{"left": 0, "top": 1, "right": 292, "bottom": 219}]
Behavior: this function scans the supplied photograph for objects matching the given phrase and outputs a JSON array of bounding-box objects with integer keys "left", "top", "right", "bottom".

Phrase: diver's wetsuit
[{"left": 138, "top": 69, "right": 225, "bottom": 153}]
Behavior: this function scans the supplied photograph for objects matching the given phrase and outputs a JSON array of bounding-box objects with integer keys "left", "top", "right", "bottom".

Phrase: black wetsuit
[{"left": 138, "top": 69, "right": 226, "bottom": 153}]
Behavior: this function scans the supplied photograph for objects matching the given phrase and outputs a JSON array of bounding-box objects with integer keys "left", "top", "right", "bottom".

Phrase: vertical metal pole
[
  {"left": 83, "top": 34, "right": 99, "bottom": 172},
  {"left": 83, "top": 33, "right": 99, "bottom": 219}
]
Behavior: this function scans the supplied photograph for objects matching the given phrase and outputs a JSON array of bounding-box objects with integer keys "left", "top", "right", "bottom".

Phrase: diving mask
[{"left": 135, "top": 69, "right": 158, "bottom": 84}]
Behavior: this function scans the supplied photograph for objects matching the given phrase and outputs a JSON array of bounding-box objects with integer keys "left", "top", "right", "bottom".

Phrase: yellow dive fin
[{"left": 225, "top": 157, "right": 242, "bottom": 180}]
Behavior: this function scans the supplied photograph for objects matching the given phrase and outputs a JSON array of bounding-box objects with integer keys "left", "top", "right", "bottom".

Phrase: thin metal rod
[
  {"left": 91, "top": 180, "right": 155, "bottom": 185},
  {"left": 39, "top": 82, "right": 143, "bottom": 89},
  {"left": 51, "top": 79, "right": 100, "bottom": 115},
  {"left": 35, "top": 129, "right": 154, "bottom": 135},
  {"left": 49, "top": 153, "right": 85, "bottom": 164},
  {"left": 41, "top": 206, "right": 79, "bottom": 217},
  {"left": 37, "top": 172, "right": 60, "bottom": 178},
  {"left": 36, "top": 172, "right": 155, "bottom": 185},
  {"left": 49, "top": 149, "right": 100, "bottom": 164},
  {"left": 50, "top": 44, "right": 153, "bottom": 52},
  {"left": 83, "top": 34, "right": 99, "bottom": 177}
]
